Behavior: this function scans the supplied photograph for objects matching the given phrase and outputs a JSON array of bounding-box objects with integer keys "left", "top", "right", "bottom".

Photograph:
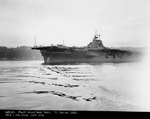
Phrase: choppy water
[{"left": 0, "top": 61, "right": 149, "bottom": 111}]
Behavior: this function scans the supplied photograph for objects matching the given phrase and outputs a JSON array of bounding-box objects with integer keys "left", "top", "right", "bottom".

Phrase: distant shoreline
[{"left": 0, "top": 59, "right": 43, "bottom": 61}]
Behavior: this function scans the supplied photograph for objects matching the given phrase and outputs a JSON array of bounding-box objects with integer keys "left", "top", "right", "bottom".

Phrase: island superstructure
[{"left": 31, "top": 32, "right": 143, "bottom": 64}]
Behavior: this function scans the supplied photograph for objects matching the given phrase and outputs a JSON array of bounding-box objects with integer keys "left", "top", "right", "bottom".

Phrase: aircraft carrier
[{"left": 31, "top": 32, "right": 143, "bottom": 64}]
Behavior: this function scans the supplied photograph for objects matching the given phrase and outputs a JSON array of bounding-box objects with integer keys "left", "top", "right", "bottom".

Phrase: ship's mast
[
  {"left": 34, "top": 36, "right": 37, "bottom": 47},
  {"left": 63, "top": 39, "right": 64, "bottom": 46},
  {"left": 93, "top": 30, "right": 101, "bottom": 40},
  {"left": 94, "top": 30, "right": 99, "bottom": 40},
  {"left": 95, "top": 30, "right": 97, "bottom": 35}
]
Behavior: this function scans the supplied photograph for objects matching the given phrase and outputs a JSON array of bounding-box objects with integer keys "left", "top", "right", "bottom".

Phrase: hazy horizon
[
  {"left": 0, "top": 44, "right": 148, "bottom": 49},
  {"left": 0, "top": 0, "right": 150, "bottom": 48}
]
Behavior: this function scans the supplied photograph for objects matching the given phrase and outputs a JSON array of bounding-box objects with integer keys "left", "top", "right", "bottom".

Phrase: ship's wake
[{"left": 0, "top": 61, "right": 144, "bottom": 111}]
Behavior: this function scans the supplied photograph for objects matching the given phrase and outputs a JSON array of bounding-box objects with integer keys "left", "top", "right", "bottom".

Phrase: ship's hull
[
  {"left": 41, "top": 50, "right": 142, "bottom": 65},
  {"left": 31, "top": 32, "right": 144, "bottom": 64}
]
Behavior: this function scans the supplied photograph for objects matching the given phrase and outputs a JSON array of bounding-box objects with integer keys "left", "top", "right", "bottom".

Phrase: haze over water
[{"left": 0, "top": 60, "right": 149, "bottom": 111}]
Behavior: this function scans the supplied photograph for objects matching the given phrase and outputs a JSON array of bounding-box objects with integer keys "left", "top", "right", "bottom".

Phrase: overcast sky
[{"left": 0, "top": 0, "right": 150, "bottom": 47}]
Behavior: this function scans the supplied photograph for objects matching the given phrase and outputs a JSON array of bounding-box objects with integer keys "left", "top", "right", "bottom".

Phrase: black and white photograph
[{"left": 0, "top": 0, "right": 150, "bottom": 117}]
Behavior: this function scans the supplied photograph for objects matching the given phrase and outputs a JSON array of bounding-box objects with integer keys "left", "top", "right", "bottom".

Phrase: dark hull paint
[{"left": 40, "top": 50, "right": 142, "bottom": 65}]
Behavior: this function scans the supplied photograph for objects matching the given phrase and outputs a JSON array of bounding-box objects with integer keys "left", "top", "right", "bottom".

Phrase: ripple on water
[
  {"left": 51, "top": 83, "right": 79, "bottom": 88},
  {"left": 22, "top": 90, "right": 82, "bottom": 101},
  {"left": 0, "top": 61, "right": 143, "bottom": 111}
]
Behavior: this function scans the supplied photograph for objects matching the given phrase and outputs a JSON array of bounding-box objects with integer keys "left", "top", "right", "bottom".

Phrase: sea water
[{"left": 0, "top": 60, "right": 149, "bottom": 111}]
